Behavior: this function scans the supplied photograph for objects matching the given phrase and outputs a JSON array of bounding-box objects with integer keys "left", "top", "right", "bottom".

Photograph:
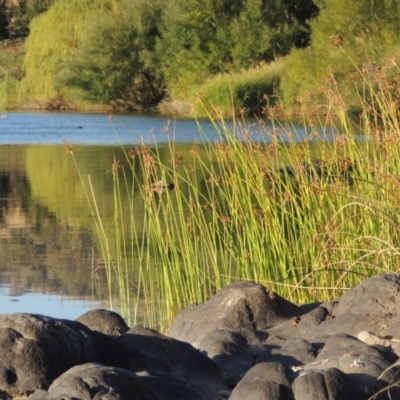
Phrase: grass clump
[
  {"left": 69, "top": 56, "right": 400, "bottom": 332},
  {"left": 161, "top": 61, "right": 283, "bottom": 117}
]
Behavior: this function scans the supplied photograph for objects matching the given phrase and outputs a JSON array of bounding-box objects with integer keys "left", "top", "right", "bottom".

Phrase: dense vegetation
[
  {"left": 0, "top": 0, "right": 399, "bottom": 115},
  {"left": 69, "top": 58, "right": 400, "bottom": 328},
  {"left": 0, "top": 0, "right": 55, "bottom": 40},
  {"left": 1, "top": 0, "right": 400, "bottom": 332}
]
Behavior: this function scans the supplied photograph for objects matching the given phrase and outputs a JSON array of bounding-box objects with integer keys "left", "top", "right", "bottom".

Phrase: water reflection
[
  {"left": 0, "top": 144, "right": 110, "bottom": 318},
  {"left": 0, "top": 286, "right": 101, "bottom": 320},
  {"left": 0, "top": 140, "right": 192, "bottom": 320},
  {"left": 0, "top": 112, "right": 341, "bottom": 321}
]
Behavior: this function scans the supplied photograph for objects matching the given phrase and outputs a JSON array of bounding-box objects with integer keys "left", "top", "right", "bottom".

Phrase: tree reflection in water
[{"left": 0, "top": 145, "right": 108, "bottom": 315}]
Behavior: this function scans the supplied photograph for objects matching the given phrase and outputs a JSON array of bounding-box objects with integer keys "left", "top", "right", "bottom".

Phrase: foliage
[
  {"left": 59, "top": 0, "right": 166, "bottom": 111},
  {"left": 19, "top": 0, "right": 107, "bottom": 106},
  {"left": 229, "top": 0, "right": 319, "bottom": 67},
  {"left": 14, "top": 0, "right": 318, "bottom": 110},
  {"left": 67, "top": 55, "right": 400, "bottom": 331},
  {"left": 0, "top": 1, "right": 8, "bottom": 40},
  {"left": 0, "top": 0, "right": 55, "bottom": 40},
  {"left": 163, "top": 61, "right": 284, "bottom": 117},
  {"left": 2, "top": 0, "right": 400, "bottom": 115},
  {"left": 280, "top": 0, "right": 400, "bottom": 110},
  {"left": 159, "top": 0, "right": 319, "bottom": 96},
  {"left": 0, "top": 40, "right": 25, "bottom": 108}
]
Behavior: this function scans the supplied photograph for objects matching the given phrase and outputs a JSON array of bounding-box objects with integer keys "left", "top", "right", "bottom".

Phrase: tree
[
  {"left": 281, "top": 0, "right": 400, "bottom": 108},
  {"left": 60, "top": 0, "right": 166, "bottom": 110},
  {"left": 20, "top": 0, "right": 100, "bottom": 104},
  {"left": 0, "top": 1, "right": 8, "bottom": 40},
  {"left": 158, "top": 0, "right": 319, "bottom": 96},
  {"left": 0, "top": 0, "right": 55, "bottom": 40}
]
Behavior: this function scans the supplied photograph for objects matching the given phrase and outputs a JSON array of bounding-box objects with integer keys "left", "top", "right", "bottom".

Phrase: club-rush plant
[{"left": 67, "top": 57, "right": 400, "bottom": 332}]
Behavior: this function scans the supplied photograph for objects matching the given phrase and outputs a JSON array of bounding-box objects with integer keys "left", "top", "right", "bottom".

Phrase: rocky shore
[{"left": 1, "top": 274, "right": 400, "bottom": 399}]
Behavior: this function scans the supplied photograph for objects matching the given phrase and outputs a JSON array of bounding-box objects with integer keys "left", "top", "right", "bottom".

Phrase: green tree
[
  {"left": 0, "top": 0, "right": 55, "bottom": 40},
  {"left": 281, "top": 0, "right": 400, "bottom": 108},
  {"left": 60, "top": 0, "right": 166, "bottom": 110},
  {"left": 20, "top": 0, "right": 109, "bottom": 105},
  {"left": 158, "top": 0, "right": 240, "bottom": 93},
  {"left": 0, "top": 1, "right": 8, "bottom": 40},
  {"left": 159, "top": 0, "right": 318, "bottom": 96}
]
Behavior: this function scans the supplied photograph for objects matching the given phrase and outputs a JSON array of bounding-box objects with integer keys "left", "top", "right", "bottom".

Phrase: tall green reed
[{"left": 69, "top": 55, "right": 400, "bottom": 331}]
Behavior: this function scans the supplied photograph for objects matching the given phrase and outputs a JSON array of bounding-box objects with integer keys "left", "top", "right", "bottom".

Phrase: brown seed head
[{"left": 63, "top": 140, "right": 73, "bottom": 155}]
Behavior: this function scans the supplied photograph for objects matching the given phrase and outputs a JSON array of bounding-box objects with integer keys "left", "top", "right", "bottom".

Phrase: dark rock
[
  {"left": 0, "top": 313, "right": 91, "bottom": 397},
  {"left": 127, "top": 325, "right": 161, "bottom": 337},
  {"left": 247, "top": 343, "right": 268, "bottom": 357},
  {"left": 141, "top": 376, "right": 207, "bottom": 400},
  {"left": 268, "top": 303, "right": 392, "bottom": 341},
  {"left": 169, "top": 281, "right": 302, "bottom": 348},
  {"left": 316, "top": 312, "right": 392, "bottom": 338},
  {"left": 301, "top": 353, "right": 400, "bottom": 399},
  {"left": 266, "top": 305, "right": 330, "bottom": 339},
  {"left": 292, "top": 368, "right": 365, "bottom": 400},
  {"left": 321, "top": 301, "right": 338, "bottom": 316},
  {"left": 5, "top": 274, "right": 400, "bottom": 400},
  {"left": 37, "top": 363, "right": 161, "bottom": 400},
  {"left": 382, "top": 316, "right": 400, "bottom": 356},
  {"left": 298, "top": 302, "right": 322, "bottom": 314},
  {"left": 119, "top": 326, "right": 227, "bottom": 399},
  {"left": 333, "top": 274, "right": 400, "bottom": 317},
  {"left": 265, "top": 274, "right": 400, "bottom": 344},
  {"left": 261, "top": 334, "right": 286, "bottom": 348},
  {"left": 298, "top": 333, "right": 400, "bottom": 398},
  {"left": 257, "top": 338, "right": 317, "bottom": 367},
  {"left": 0, "top": 313, "right": 143, "bottom": 398},
  {"left": 316, "top": 334, "right": 398, "bottom": 364},
  {"left": 229, "top": 362, "right": 294, "bottom": 400},
  {"left": 198, "top": 329, "right": 253, "bottom": 386},
  {"left": 59, "top": 318, "right": 137, "bottom": 370},
  {"left": 76, "top": 308, "right": 130, "bottom": 336}
]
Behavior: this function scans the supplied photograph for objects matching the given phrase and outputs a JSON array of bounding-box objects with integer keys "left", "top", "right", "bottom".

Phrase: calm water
[
  {"left": 0, "top": 111, "right": 224, "bottom": 145},
  {"left": 0, "top": 111, "right": 330, "bottom": 321}
]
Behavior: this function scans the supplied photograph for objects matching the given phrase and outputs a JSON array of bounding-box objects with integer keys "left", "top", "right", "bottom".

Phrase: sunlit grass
[
  {"left": 69, "top": 58, "right": 400, "bottom": 332},
  {"left": 160, "top": 60, "right": 284, "bottom": 117}
]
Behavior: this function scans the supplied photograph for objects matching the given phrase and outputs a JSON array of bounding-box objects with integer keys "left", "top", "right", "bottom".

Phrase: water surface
[
  {"left": 0, "top": 112, "right": 225, "bottom": 145},
  {"left": 0, "top": 111, "right": 334, "bottom": 321}
]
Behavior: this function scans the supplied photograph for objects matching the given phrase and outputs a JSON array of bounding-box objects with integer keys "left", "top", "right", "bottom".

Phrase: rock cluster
[{"left": 1, "top": 274, "right": 400, "bottom": 399}]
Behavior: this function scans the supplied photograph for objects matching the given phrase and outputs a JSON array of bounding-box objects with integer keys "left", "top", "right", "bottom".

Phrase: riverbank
[{"left": 2, "top": 273, "right": 400, "bottom": 399}]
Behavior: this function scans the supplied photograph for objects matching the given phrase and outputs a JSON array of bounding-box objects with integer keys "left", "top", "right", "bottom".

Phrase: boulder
[
  {"left": 4, "top": 274, "right": 400, "bottom": 400},
  {"left": 266, "top": 305, "right": 330, "bottom": 340},
  {"left": 292, "top": 368, "right": 365, "bottom": 400},
  {"left": 141, "top": 376, "right": 208, "bottom": 400},
  {"left": 119, "top": 326, "right": 227, "bottom": 399},
  {"left": 198, "top": 329, "right": 253, "bottom": 386},
  {"left": 60, "top": 318, "right": 136, "bottom": 370},
  {"left": 334, "top": 274, "right": 400, "bottom": 317},
  {"left": 169, "top": 281, "right": 302, "bottom": 348},
  {"left": 229, "top": 362, "right": 294, "bottom": 400},
  {"left": 256, "top": 338, "right": 317, "bottom": 367},
  {"left": 0, "top": 313, "right": 142, "bottom": 398},
  {"left": 31, "top": 363, "right": 161, "bottom": 400},
  {"left": 76, "top": 308, "right": 130, "bottom": 336},
  {"left": 316, "top": 334, "right": 398, "bottom": 364},
  {"left": 301, "top": 353, "right": 400, "bottom": 399},
  {"left": 0, "top": 313, "right": 91, "bottom": 397},
  {"left": 313, "top": 312, "right": 392, "bottom": 338}
]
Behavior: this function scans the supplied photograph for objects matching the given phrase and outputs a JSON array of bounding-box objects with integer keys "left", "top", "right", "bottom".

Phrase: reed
[{"left": 70, "top": 57, "right": 400, "bottom": 332}]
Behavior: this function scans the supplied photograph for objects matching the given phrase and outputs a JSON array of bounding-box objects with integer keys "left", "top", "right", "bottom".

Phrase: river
[{"left": 0, "top": 111, "right": 331, "bottom": 321}]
